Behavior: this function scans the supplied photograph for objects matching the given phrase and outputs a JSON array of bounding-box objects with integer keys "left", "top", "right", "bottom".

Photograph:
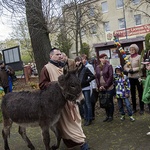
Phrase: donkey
[{"left": 1, "top": 70, "right": 82, "bottom": 150}]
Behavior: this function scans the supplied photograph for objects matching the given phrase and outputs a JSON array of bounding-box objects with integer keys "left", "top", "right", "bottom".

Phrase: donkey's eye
[{"left": 70, "top": 85, "right": 75, "bottom": 88}]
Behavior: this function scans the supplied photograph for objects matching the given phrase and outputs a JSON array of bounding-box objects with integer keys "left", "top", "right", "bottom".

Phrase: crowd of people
[
  {"left": 38, "top": 45, "right": 150, "bottom": 149},
  {"left": 0, "top": 44, "right": 149, "bottom": 150}
]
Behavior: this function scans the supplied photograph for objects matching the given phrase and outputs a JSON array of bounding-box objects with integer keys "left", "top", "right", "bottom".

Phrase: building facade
[{"left": 66, "top": 0, "right": 150, "bottom": 66}]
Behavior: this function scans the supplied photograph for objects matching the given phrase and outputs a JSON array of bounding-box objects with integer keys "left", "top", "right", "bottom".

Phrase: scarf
[
  {"left": 49, "top": 59, "right": 65, "bottom": 68},
  {"left": 131, "top": 53, "right": 138, "bottom": 58}
]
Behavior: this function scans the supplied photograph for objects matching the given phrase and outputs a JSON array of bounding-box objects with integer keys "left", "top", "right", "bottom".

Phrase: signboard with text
[
  {"left": 113, "top": 24, "right": 150, "bottom": 38},
  {"left": 2, "top": 46, "right": 23, "bottom": 71}
]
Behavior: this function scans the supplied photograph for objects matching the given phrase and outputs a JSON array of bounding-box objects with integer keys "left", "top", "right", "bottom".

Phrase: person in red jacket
[{"left": 95, "top": 53, "right": 115, "bottom": 122}]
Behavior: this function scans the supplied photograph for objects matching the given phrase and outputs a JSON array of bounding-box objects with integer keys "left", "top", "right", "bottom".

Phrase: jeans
[
  {"left": 82, "top": 90, "right": 92, "bottom": 121},
  {"left": 117, "top": 98, "right": 133, "bottom": 116},
  {"left": 91, "top": 89, "right": 98, "bottom": 119},
  {"left": 80, "top": 142, "right": 89, "bottom": 150}
]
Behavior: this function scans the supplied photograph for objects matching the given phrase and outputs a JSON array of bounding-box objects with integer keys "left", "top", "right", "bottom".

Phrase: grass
[{"left": 15, "top": 70, "right": 24, "bottom": 76}]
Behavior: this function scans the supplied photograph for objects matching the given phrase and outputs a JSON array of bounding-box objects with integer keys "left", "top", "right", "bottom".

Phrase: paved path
[{"left": 0, "top": 109, "right": 150, "bottom": 150}]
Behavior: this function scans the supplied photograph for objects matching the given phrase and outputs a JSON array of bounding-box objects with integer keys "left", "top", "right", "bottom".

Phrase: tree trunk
[
  {"left": 78, "top": 8, "right": 83, "bottom": 54},
  {"left": 75, "top": 29, "right": 78, "bottom": 56},
  {"left": 25, "top": 0, "right": 51, "bottom": 75},
  {"left": 79, "top": 28, "right": 83, "bottom": 54}
]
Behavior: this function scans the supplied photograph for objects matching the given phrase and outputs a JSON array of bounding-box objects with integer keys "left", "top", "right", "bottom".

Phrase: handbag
[{"left": 99, "top": 92, "right": 112, "bottom": 108}]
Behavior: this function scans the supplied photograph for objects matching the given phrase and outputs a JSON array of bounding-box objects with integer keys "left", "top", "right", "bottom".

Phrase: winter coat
[
  {"left": 114, "top": 74, "right": 130, "bottom": 98},
  {"left": 124, "top": 55, "right": 143, "bottom": 78},
  {"left": 0, "top": 65, "right": 14, "bottom": 88},
  {"left": 95, "top": 62, "right": 113, "bottom": 90},
  {"left": 85, "top": 63, "right": 97, "bottom": 89},
  {"left": 77, "top": 64, "right": 95, "bottom": 88},
  {"left": 142, "top": 70, "right": 150, "bottom": 104}
]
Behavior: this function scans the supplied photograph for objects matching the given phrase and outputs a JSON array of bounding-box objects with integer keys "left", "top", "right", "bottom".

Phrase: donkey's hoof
[
  {"left": 51, "top": 145, "right": 58, "bottom": 150},
  {"left": 28, "top": 145, "right": 35, "bottom": 150}
]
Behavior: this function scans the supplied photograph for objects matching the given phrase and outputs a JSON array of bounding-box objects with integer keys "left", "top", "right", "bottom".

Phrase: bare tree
[
  {"left": 60, "top": 0, "right": 103, "bottom": 55},
  {"left": 25, "top": 0, "right": 51, "bottom": 74},
  {"left": 55, "top": 32, "right": 73, "bottom": 57},
  {"left": 125, "top": 0, "right": 150, "bottom": 18},
  {"left": 0, "top": 0, "right": 103, "bottom": 72},
  {"left": 0, "top": 0, "right": 62, "bottom": 74},
  {"left": 10, "top": 18, "right": 35, "bottom": 62}
]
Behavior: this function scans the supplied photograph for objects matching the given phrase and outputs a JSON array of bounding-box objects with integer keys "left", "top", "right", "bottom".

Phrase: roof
[{"left": 93, "top": 36, "right": 145, "bottom": 48}]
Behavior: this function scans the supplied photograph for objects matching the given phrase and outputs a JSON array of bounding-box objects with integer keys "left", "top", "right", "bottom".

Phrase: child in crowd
[
  {"left": 139, "top": 57, "right": 150, "bottom": 135},
  {"left": 114, "top": 65, "right": 135, "bottom": 122}
]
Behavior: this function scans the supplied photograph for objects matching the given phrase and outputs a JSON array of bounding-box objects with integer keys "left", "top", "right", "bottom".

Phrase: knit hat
[
  {"left": 99, "top": 53, "right": 107, "bottom": 59},
  {"left": 115, "top": 65, "right": 123, "bottom": 73},
  {"left": 129, "top": 44, "right": 139, "bottom": 53}
]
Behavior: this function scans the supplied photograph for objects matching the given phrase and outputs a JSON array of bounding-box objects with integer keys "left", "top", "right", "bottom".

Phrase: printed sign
[{"left": 113, "top": 24, "right": 150, "bottom": 38}]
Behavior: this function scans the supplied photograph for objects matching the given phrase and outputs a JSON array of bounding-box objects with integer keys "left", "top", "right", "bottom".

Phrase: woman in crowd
[
  {"left": 124, "top": 44, "right": 144, "bottom": 114},
  {"left": 95, "top": 53, "right": 114, "bottom": 122},
  {"left": 75, "top": 56, "right": 95, "bottom": 126}
]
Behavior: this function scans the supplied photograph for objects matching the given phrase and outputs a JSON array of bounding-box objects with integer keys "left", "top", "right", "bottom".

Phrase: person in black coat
[
  {"left": 0, "top": 60, "right": 15, "bottom": 94},
  {"left": 75, "top": 56, "right": 95, "bottom": 126}
]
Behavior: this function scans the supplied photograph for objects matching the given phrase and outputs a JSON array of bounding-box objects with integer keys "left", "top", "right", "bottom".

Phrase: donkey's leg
[
  {"left": 50, "top": 125, "right": 61, "bottom": 150},
  {"left": 40, "top": 125, "right": 51, "bottom": 150},
  {"left": 2, "top": 119, "right": 12, "bottom": 150},
  {"left": 18, "top": 126, "right": 35, "bottom": 150}
]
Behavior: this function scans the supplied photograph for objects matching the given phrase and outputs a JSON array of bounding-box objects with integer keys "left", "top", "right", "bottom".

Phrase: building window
[
  {"left": 90, "top": 24, "right": 97, "bottom": 34},
  {"left": 118, "top": 18, "right": 125, "bottom": 29},
  {"left": 89, "top": 7, "right": 95, "bottom": 17},
  {"left": 104, "top": 22, "right": 110, "bottom": 32},
  {"left": 134, "top": 14, "right": 141, "bottom": 25},
  {"left": 132, "top": 0, "right": 140, "bottom": 4},
  {"left": 116, "top": 0, "right": 123, "bottom": 8},
  {"left": 101, "top": 1, "right": 108, "bottom": 13}
]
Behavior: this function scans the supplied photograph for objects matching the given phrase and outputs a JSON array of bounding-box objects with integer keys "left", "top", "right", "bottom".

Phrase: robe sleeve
[{"left": 39, "top": 66, "right": 51, "bottom": 90}]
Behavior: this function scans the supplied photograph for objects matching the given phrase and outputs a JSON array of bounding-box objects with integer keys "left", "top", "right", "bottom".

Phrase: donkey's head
[{"left": 58, "top": 69, "right": 81, "bottom": 102}]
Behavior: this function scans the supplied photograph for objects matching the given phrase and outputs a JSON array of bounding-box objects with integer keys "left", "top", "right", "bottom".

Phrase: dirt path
[
  {"left": 0, "top": 78, "right": 150, "bottom": 150},
  {"left": 0, "top": 111, "right": 150, "bottom": 150}
]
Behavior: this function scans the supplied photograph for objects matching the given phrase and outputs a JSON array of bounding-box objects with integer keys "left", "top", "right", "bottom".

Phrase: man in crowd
[
  {"left": 39, "top": 48, "right": 89, "bottom": 150},
  {"left": 61, "top": 52, "right": 76, "bottom": 71},
  {"left": 0, "top": 60, "right": 15, "bottom": 94}
]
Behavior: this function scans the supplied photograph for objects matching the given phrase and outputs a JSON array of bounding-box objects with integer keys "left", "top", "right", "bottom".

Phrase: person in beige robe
[{"left": 39, "top": 48, "right": 89, "bottom": 150}]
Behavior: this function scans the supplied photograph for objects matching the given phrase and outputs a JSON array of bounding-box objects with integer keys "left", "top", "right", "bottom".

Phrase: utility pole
[{"left": 123, "top": 0, "right": 128, "bottom": 39}]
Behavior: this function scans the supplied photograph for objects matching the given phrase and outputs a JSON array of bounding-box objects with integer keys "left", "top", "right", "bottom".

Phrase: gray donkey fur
[{"left": 1, "top": 71, "right": 82, "bottom": 150}]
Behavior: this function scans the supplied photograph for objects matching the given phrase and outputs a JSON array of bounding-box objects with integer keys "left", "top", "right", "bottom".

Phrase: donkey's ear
[{"left": 63, "top": 65, "right": 68, "bottom": 75}]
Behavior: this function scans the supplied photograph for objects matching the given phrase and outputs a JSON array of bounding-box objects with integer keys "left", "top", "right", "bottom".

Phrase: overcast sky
[
  {"left": 0, "top": 9, "right": 13, "bottom": 41},
  {"left": 0, "top": 21, "right": 12, "bottom": 41}
]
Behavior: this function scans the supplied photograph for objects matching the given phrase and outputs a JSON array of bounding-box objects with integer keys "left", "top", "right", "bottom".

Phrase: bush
[{"left": 80, "top": 42, "right": 90, "bottom": 57}]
